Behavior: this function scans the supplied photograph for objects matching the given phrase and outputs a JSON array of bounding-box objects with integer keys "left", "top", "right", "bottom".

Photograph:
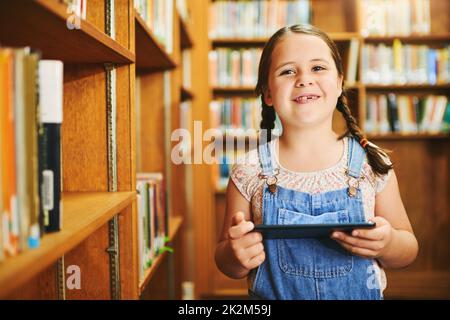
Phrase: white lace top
[{"left": 230, "top": 136, "right": 393, "bottom": 292}]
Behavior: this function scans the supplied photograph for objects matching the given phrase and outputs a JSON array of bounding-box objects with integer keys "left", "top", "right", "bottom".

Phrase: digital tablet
[{"left": 254, "top": 222, "right": 376, "bottom": 239}]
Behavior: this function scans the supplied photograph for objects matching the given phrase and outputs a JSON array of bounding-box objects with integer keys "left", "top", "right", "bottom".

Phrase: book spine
[{"left": 39, "top": 60, "right": 63, "bottom": 233}]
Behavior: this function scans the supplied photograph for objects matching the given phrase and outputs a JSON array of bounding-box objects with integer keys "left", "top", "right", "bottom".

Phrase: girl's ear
[{"left": 264, "top": 88, "right": 273, "bottom": 106}]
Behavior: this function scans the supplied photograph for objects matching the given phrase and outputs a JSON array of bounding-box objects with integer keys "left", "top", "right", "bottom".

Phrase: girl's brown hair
[{"left": 255, "top": 24, "right": 393, "bottom": 177}]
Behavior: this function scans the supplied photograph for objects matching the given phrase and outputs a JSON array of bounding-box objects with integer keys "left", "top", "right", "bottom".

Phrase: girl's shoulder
[{"left": 230, "top": 146, "right": 265, "bottom": 202}]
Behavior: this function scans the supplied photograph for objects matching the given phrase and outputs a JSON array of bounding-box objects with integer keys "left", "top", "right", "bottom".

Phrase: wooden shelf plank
[
  {"left": 135, "top": 10, "right": 176, "bottom": 72},
  {"left": 0, "top": 191, "right": 136, "bottom": 298},
  {"left": 365, "top": 84, "right": 450, "bottom": 90},
  {"left": 0, "top": 0, "right": 134, "bottom": 64},
  {"left": 363, "top": 34, "right": 450, "bottom": 43},
  {"left": 368, "top": 133, "right": 450, "bottom": 140},
  {"left": 180, "top": 17, "right": 194, "bottom": 49},
  {"left": 211, "top": 33, "right": 360, "bottom": 47},
  {"left": 138, "top": 216, "right": 184, "bottom": 294},
  {"left": 213, "top": 86, "right": 257, "bottom": 96},
  {"left": 181, "top": 86, "right": 194, "bottom": 102}
]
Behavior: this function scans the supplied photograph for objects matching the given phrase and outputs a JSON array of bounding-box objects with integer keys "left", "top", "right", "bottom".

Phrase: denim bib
[{"left": 250, "top": 136, "right": 383, "bottom": 300}]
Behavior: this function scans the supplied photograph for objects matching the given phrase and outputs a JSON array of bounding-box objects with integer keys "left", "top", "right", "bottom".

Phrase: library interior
[{"left": 0, "top": 0, "right": 449, "bottom": 300}]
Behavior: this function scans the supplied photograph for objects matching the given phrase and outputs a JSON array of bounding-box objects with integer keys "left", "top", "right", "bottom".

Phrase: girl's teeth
[{"left": 297, "top": 96, "right": 318, "bottom": 102}]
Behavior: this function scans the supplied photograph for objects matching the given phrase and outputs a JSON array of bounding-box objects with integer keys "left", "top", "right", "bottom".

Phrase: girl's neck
[{"left": 278, "top": 125, "right": 339, "bottom": 156}]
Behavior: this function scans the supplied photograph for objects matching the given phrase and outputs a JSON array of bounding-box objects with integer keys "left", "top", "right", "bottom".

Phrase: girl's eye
[
  {"left": 280, "top": 69, "right": 295, "bottom": 76},
  {"left": 312, "top": 66, "right": 326, "bottom": 72}
]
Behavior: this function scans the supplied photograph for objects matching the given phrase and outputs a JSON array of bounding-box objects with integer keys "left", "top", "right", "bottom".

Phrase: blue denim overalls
[{"left": 250, "top": 136, "right": 383, "bottom": 300}]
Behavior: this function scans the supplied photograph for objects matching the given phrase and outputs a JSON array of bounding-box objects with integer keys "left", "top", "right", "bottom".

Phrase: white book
[
  {"left": 136, "top": 182, "right": 144, "bottom": 278},
  {"left": 13, "top": 49, "right": 28, "bottom": 252},
  {"left": 430, "top": 96, "right": 448, "bottom": 133},
  {"left": 378, "top": 95, "right": 390, "bottom": 134},
  {"left": 346, "top": 38, "right": 360, "bottom": 86}
]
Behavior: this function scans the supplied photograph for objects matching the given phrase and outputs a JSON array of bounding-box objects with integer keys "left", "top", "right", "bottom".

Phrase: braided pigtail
[
  {"left": 337, "top": 91, "right": 394, "bottom": 176},
  {"left": 259, "top": 96, "right": 276, "bottom": 143}
]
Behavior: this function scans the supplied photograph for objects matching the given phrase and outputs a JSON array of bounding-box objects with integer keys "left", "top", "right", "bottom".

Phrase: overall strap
[{"left": 347, "top": 136, "right": 367, "bottom": 178}]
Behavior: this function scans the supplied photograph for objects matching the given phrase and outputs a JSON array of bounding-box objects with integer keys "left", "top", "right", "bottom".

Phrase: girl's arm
[
  {"left": 214, "top": 179, "right": 265, "bottom": 279},
  {"left": 332, "top": 170, "right": 419, "bottom": 269}
]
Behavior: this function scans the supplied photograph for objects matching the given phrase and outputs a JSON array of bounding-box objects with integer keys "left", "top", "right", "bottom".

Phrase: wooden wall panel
[
  {"left": 64, "top": 224, "right": 111, "bottom": 299},
  {"left": 6, "top": 264, "right": 57, "bottom": 300},
  {"left": 62, "top": 64, "right": 108, "bottom": 192},
  {"left": 139, "top": 73, "right": 166, "bottom": 174},
  {"left": 430, "top": 0, "right": 449, "bottom": 34},
  {"left": 312, "top": 0, "right": 358, "bottom": 33},
  {"left": 86, "top": 0, "right": 105, "bottom": 33},
  {"left": 373, "top": 139, "right": 450, "bottom": 298}
]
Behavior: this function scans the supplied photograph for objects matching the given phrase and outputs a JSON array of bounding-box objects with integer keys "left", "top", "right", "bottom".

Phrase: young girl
[{"left": 214, "top": 25, "right": 418, "bottom": 300}]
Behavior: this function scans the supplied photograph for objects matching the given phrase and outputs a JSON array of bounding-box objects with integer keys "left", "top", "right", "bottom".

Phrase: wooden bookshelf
[
  {"left": 0, "top": 192, "right": 135, "bottom": 298},
  {"left": 0, "top": 0, "right": 134, "bottom": 64},
  {"left": 0, "top": 0, "right": 192, "bottom": 300},
  {"left": 135, "top": 3, "right": 193, "bottom": 300},
  {"left": 135, "top": 10, "right": 177, "bottom": 72}
]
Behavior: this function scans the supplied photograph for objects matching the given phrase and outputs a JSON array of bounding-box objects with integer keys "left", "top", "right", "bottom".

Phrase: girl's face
[{"left": 264, "top": 33, "right": 343, "bottom": 130}]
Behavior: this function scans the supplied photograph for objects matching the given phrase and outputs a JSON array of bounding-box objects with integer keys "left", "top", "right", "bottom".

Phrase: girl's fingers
[
  {"left": 351, "top": 227, "right": 384, "bottom": 241},
  {"left": 332, "top": 231, "right": 383, "bottom": 251},
  {"left": 239, "top": 231, "right": 263, "bottom": 248},
  {"left": 245, "top": 242, "right": 265, "bottom": 259},
  {"left": 334, "top": 239, "right": 378, "bottom": 258},
  {"left": 245, "top": 251, "right": 266, "bottom": 270},
  {"left": 228, "top": 220, "right": 254, "bottom": 239},
  {"left": 232, "top": 211, "right": 245, "bottom": 226}
]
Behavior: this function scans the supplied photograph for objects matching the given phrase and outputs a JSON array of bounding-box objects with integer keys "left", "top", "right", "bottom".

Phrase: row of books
[
  {"left": 209, "top": 0, "right": 311, "bottom": 39},
  {"left": 136, "top": 173, "right": 168, "bottom": 280},
  {"left": 209, "top": 48, "right": 262, "bottom": 87},
  {"left": 360, "top": 0, "right": 431, "bottom": 37},
  {"left": 364, "top": 94, "right": 450, "bottom": 134},
  {"left": 210, "top": 98, "right": 263, "bottom": 132},
  {"left": 361, "top": 42, "right": 449, "bottom": 85},
  {"left": 0, "top": 48, "right": 63, "bottom": 262},
  {"left": 134, "top": 0, "right": 174, "bottom": 53}
]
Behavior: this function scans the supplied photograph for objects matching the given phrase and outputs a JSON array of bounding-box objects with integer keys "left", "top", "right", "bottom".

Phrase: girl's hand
[
  {"left": 331, "top": 216, "right": 394, "bottom": 259},
  {"left": 227, "top": 211, "right": 265, "bottom": 270}
]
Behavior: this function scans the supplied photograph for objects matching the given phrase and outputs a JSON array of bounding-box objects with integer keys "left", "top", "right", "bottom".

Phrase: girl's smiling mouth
[{"left": 293, "top": 94, "right": 321, "bottom": 104}]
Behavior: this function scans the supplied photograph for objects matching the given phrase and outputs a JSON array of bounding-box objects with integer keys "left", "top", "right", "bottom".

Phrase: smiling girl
[{"left": 214, "top": 25, "right": 418, "bottom": 300}]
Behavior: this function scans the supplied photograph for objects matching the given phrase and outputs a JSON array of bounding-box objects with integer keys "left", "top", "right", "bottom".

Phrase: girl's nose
[{"left": 295, "top": 80, "right": 313, "bottom": 87}]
